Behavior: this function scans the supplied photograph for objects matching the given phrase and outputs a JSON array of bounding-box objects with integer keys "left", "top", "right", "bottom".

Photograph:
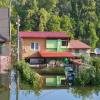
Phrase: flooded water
[{"left": 1, "top": 71, "right": 100, "bottom": 100}]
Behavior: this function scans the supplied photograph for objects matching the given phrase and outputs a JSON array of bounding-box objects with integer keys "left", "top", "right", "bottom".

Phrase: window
[
  {"left": 75, "top": 49, "right": 79, "bottom": 53},
  {"left": 62, "top": 40, "right": 68, "bottom": 46},
  {"left": 31, "top": 42, "right": 39, "bottom": 51},
  {"left": 30, "top": 58, "right": 44, "bottom": 65}
]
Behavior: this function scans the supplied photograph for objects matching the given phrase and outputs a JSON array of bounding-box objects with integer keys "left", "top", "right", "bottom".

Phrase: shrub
[
  {"left": 35, "top": 67, "right": 65, "bottom": 75},
  {"left": 14, "top": 60, "right": 43, "bottom": 92},
  {"left": 91, "top": 57, "right": 100, "bottom": 85},
  {"left": 74, "top": 57, "right": 100, "bottom": 86}
]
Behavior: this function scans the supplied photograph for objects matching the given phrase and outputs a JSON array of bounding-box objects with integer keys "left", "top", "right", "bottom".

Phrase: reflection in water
[
  {"left": 10, "top": 70, "right": 18, "bottom": 100},
  {"left": 0, "top": 73, "right": 9, "bottom": 100},
  {"left": 70, "top": 87, "right": 100, "bottom": 100},
  {"left": 0, "top": 70, "right": 100, "bottom": 100}
]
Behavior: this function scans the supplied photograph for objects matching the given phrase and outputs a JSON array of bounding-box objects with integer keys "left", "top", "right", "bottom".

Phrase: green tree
[
  {"left": 46, "top": 15, "right": 61, "bottom": 32},
  {"left": 60, "top": 16, "right": 74, "bottom": 37},
  {"left": 71, "top": 0, "right": 98, "bottom": 47},
  {"left": 88, "top": 22, "right": 99, "bottom": 48},
  {"left": 56, "top": 0, "right": 71, "bottom": 16},
  {"left": 39, "top": 8, "right": 50, "bottom": 31},
  {"left": 38, "top": 0, "right": 57, "bottom": 12},
  {"left": 0, "top": 0, "right": 10, "bottom": 7}
]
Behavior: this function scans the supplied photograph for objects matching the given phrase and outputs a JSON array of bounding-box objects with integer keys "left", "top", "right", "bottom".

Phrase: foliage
[
  {"left": 70, "top": 86, "right": 100, "bottom": 99},
  {"left": 39, "top": 8, "right": 50, "bottom": 31},
  {"left": 91, "top": 57, "right": 100, "bottom": 85},
  {"left": 74, "top": 57, "right": 100, "bottom": 86},
  {"left": 35, "top": 67, "right": 65, "bottom": 75},
  {"left": 70, "top": 0, "right": 99, "bottom": 47},
  {"left": 74, "top": 66, "right": 95, "bottom": 86},
  {"left": 14, "top": 60, "right": 43, "bottom": 92},
  {"left": 60, "top": 16, "right": 74, "bottom": 37},
  {"left": 0, "top": 0, "right": 100, "bottom": 47}
]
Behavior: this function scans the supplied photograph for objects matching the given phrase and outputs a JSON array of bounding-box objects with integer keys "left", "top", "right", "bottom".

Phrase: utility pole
[
  {"left": 16, "top": 15, "right": 20, "bottom": 100},
  {"left": 16, "top": 16, "right": 20, "bottom": 62}
]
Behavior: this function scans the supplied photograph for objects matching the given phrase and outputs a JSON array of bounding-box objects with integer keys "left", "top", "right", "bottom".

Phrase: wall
[
  {"left": 21, "top": 38, "right": 68, "bottom": 59},
  {"left": 0, "top": 8, "right": 10, "bottom": 41},
  {"left": 21, "top": 38, "right": 46, "bottom": 58},
  {"left": 46, "top": 39, "right": 67, "bottom": 52},
  {"left": 0, "top": 42, "right": 11, "bottom": 74}
]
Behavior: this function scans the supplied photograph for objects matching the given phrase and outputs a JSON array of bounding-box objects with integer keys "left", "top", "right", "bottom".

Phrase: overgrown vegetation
[
  {"left": 14, "top": 60, "right": 43, "bottom": 93},
  {"left": 74, "top": 57, "right": 100, "bottom": 86},
  {"left": 35, "top": 67, "right": 65, "bottom": 75},
  {"left": 70, "top": 86, "right": 100, "bottom": 99}
]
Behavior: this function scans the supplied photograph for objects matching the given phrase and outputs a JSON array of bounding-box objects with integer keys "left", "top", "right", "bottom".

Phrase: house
[
  {"left": 90, "top": 48, "right": 100, "bottom": 57},
  {"left": 68, "top": 40, "right": 91, "bottom": 57},
  {"left": 20, "top": 32, "right": 74, "bottom": 67},
  {"left": 0, "top": 8, "right": 11, "bottom": 73}
]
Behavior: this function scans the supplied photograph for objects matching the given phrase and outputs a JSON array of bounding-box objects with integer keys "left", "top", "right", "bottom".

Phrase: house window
[
  {"left": 75, "top": 49, "right": 79, "bottom": 53},
  {"left": 31, "top": 42, "right": 39, "bottom": 51},
  {"left": 30, "top": 58, "right": 44, "bottom": 65},
  {"left": 62, "top": 40, "right": 68, "bottom": 46}
]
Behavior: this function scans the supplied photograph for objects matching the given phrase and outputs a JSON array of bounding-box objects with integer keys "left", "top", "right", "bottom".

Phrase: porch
[{"left": 25, "top": 51, "right": 75, "bottom": 68}]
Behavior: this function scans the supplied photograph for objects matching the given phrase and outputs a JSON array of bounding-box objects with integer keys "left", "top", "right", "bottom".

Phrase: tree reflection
[{"left": 70, "top": 86, "right": 100, "bottom": 100}]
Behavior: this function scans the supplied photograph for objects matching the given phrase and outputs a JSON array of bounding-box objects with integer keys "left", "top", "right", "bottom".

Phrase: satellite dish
[{"left": 94, "top": 48, "right": 100, "bottom": 54}]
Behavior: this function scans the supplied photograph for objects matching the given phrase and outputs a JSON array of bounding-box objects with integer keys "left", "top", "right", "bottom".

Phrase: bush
[
  {"left": 14, "top": 60, "right": 43, "bottom": 92},
  {"left": 91, "top": 57, "right": 100, "bottom": 85},
  {"left": 35, "top": 67, "right": 65, "bottom": 75},
  {"left": 74, "top": 57, "right": 100, "bottom": 86},
  {"left": 74, "top": 66, "right": 95, "bottom": 86}
]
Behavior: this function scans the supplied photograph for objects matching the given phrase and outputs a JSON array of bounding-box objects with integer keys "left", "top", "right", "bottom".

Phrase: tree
[
  {"left": 56, "top": 0, "right": 71, "bottom": 16},
  {"left": 39, "top": 8, "right": 50, "bottom": 31},
  {"left": 88, "top": 22, "right": 99, "bottom": 48},
  {"left": 38, "top": 0, "right": 57, "bottom": 12},
  {"left": 60, "top": 16, "right": 74, "bottom": 37},
  {"left": 70, "top": 0, "right": 99, "bottom": 47},
  {"left": 46, "top": 15, "right": 62, "bottom": 32},
  {"left": 0, "top": 0, "right": 10, "bottom": 7}
]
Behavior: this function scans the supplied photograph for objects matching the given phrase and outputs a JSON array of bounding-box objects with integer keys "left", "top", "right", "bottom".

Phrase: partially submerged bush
[
  {"left": 35, "top": 67, "right": 65, "bottom": 75},
  {"left": 74, "top": 57, "right": 100, "bottom": 86},
  {"left": 14, "top": 60, "right": 43, "bottom": 92},
  {"left": 74, "top": 66, "right": 95, "bottom": 86}
]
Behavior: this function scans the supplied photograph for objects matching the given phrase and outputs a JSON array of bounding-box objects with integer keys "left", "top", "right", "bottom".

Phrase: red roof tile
[
  {"left": 40, "top": 51, "right": 75, "bottom": 58},
  {"left": 68, "top": 40, "right": 91, "bottom": 49},
  {"left": 20, "top": 31, "right": 69, "bottom": 39}
]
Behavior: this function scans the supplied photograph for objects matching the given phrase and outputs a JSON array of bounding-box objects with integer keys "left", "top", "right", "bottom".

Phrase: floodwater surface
[{"left": 0, "top": 71, "right": 100, "bottom": 100}]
